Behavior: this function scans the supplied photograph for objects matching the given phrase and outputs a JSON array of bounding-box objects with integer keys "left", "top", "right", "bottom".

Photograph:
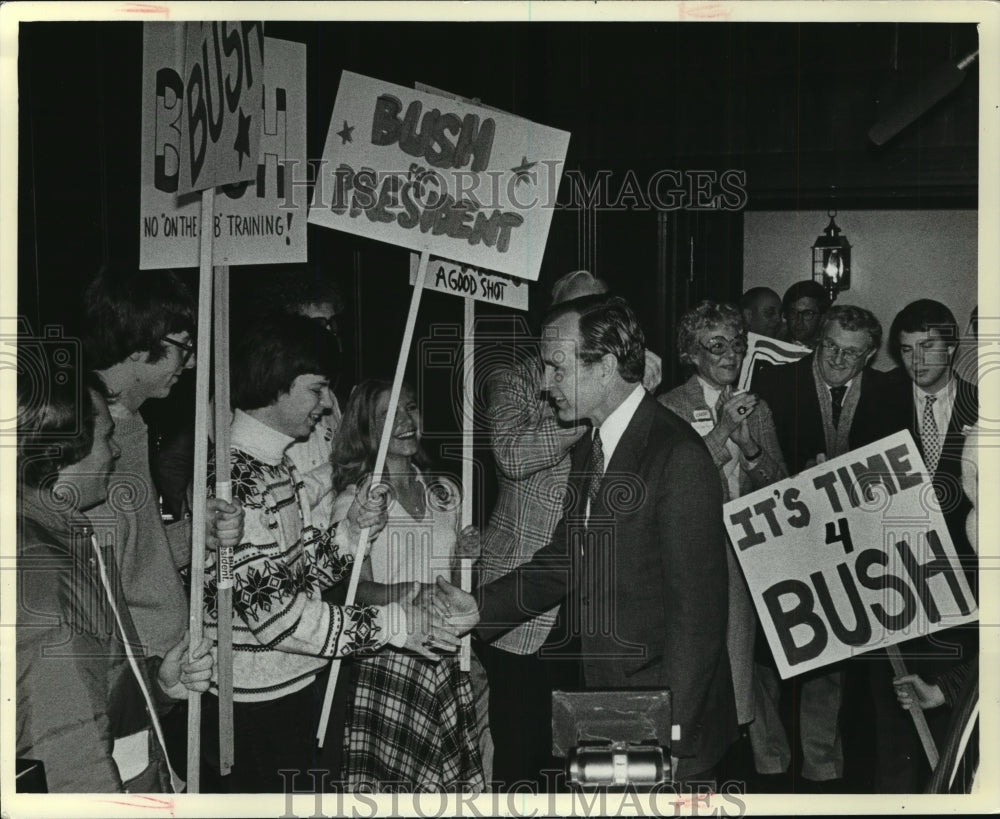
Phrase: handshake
[{"left": 395, "top": 577, "right": 481, "bottom": 661}]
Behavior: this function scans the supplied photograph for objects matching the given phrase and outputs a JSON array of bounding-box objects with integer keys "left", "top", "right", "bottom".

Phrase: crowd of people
[{"left": 15, "top": 266, "right": 979, "bottom": 795}]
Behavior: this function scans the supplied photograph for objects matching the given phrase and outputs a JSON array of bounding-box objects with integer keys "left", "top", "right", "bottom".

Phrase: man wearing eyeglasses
[
  {"left": 781, "top": 281, "right": 830, "bottom": 350},
  {"left": 81, "top": 267, "right": 244, "bottom": 780},
  {"left": 752, "top": 304, "right": 899, "bottom": 790}
]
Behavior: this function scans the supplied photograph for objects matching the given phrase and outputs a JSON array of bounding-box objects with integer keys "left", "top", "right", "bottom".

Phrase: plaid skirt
[{"left": 342, "top": 651, "right": 485, "bottom": 792}]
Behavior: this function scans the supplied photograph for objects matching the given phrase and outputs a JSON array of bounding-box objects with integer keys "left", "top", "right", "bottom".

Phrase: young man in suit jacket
[
  {"left": 870, "top": 299, "right": 979, "bottom": 792},
  {"left": 434, "top": 294, "right": 737, "bottom": 786},
  {"left": 752, "top": 305, "right": 900, "bottom": 789}
]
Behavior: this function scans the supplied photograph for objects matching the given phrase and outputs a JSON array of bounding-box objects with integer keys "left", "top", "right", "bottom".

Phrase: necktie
[
  {"left": 830, "top": 385, "right": 848, "bottom": 428},
  {"left": 587, "top": 428, "right": 605, "bottom": 506},
  {"left": 922, "top": 394, "right": 941, "bottom": 473}
]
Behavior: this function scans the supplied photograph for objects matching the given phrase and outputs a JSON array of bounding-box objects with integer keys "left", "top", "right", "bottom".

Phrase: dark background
[{"left": 17, "top": 19, "right": 979, "bottom": 519}]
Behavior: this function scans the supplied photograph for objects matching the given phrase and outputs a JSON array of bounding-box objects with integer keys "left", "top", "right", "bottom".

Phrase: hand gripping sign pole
[
  {"left": 887, "top": 645, "right": 940, "bottom": 769},
  {"left": 316, "top": 251, "right": 432, "bottom": 746}
]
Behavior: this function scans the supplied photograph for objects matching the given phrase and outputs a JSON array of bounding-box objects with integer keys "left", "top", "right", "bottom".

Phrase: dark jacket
[
  {"left": 753, "top": 355, "right": 901, "bottom": 475},
  {"left": 885, "top": 369, "right": 979, "bottom": 573},
  {"left": 16, "top": 488, "right": 175, "bottom": 792},
  {"left": 475, "top": 392, "right": 737, "bottom": 779}
]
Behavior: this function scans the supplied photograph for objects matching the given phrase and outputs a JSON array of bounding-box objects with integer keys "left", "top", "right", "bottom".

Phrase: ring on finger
[{"left": 738, "top": 406, "right": 748, "bottom": 416}]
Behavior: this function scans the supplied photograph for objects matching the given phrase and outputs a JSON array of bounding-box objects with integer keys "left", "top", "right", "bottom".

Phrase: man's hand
[
  {"left": 158, "top": 631, "right": 215, "bottom": 700},
  {"left": 433, "top": 577, "right": 480, "bottom": 637},
  {"left": 346, "top": 474, "right": 389, "bottom": 541},
  {"left": 206, "top": 497, "right": 244, "bottom": 551},
  {"left": 456, "top": 525, "right": 481, "bottom": 559},
  {"left": 399, "top": 582, "right": 461, "bottom": 661},
  {"left": 893, "top": 673, "right": 946, "bottom": 711}
]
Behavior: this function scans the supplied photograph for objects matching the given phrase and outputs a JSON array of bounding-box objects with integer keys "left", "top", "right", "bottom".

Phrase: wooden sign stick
[
  {"left": 886, "top": 645, "right": 940, "bottom": 769},
  {"left": 316, "top": 250, "right": 432, "bottom": 746},
  {"left": 460, "top": 297, "right": 474, "bottom": 672},
  {"left": 186, "top": 187, "right": 216, "bottom": 791},
  {"left": 213, "top": 264, "right": 235, "bottom": 775}
]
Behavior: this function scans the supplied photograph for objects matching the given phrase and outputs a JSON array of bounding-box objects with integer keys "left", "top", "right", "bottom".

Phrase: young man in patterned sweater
[{"left": 204, "top": 314, "right": 457, "bottom": 792}]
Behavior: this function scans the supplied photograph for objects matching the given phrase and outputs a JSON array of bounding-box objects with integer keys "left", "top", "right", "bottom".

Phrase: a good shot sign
[
  {"left": 725, "top": 430, "right": 977, "bottom": 679},
  {"left": 140, "top": 26, "right": 307, "bottom": 268},
  {"left": 308, "top": 71, "right": 570, "bottom": 282},
  {"left": 409, "top": 256, "right": 528, "bottom": 311}
]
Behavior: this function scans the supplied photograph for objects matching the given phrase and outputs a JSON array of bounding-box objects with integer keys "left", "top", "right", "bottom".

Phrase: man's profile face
[
  {"left": 137, "top": 331, "right": 196, "bottom": 401},
  {"left": 898, "top": 329, "right": 955, "bottom": 394},
  {"left": 540, "top": 312, "right": 604, "bottom": 423},
  {"left": 271, "top": 373, "right": 333, "bottom": 440},
  {"left": 817, "top": 321, "right": 874, "bottom": 388}
]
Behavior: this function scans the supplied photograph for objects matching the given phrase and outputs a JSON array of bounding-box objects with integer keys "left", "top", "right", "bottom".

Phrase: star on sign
[
  {"left": 511, "top": 156, "right": 537, "bottom": 187},
  {"left": 336, "top": 120, "right": 355, "bottom": 145},
  {"left": 233, "top": 107, "right": 252, "bottom": 170}
]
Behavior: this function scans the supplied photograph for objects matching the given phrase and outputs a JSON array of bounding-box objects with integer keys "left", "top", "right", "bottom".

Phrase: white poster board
[
  {"left": 176, "top": 22, "right": 264, "bottom": 194},
  {"left": 308, "top": 71, "right": 570, "bottom": 282},
  {"left": 140, "top": 27, "right": 306, "bottom": 269},
  {"left": 725, "top": 430, "right": 977, "bottom": 679}
]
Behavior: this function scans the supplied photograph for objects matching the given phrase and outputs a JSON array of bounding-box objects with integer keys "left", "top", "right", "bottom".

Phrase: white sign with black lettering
[{"left": 725, "top": 430, "right": 977, "bottom": 679}]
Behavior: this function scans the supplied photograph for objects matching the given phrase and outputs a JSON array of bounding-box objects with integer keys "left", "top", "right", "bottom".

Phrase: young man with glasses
[
  {"left": 752, "top": 304, "right": 899, "bottom": 791},
  {"left": 81, "top": 267, "right": 244, "bottom": 779}
]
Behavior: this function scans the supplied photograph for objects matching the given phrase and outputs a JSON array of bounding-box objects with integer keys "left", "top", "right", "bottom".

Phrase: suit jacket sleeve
[
  {"left": 657, "top": 438, "right": 730, "bottom": 759},
  {"left": 743, "top": 400, "right": 788, "bottom": 488}
]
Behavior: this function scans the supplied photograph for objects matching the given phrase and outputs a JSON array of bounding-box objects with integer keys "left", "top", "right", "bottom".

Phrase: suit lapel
[{"left": 604, "top": 393, "right": 655, "bottom": 483}]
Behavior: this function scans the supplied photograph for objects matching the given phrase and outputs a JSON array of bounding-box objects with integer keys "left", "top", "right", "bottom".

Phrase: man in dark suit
[
  {"left": 752, "top": 304, "right": 899, "bottom": 788},
  {"left": 436, "top": 294, "right": 737, "bottom": 786},
  {"left": 869, "top": 299, "right": 979, "bottom": 792}
]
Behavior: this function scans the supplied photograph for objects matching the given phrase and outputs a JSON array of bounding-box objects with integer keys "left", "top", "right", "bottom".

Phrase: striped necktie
[
  {"left": 830, "top": 385, "right": 847, "bottom": 428},
  {"left": 922, "top": 394, "right": 942, "bottom": 473},
  {"left": 587, "top": 428, "right": 605, "bottom": 506}
]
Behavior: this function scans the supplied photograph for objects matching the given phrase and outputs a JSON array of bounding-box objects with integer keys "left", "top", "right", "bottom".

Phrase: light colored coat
[{"left": 658, "top": 375, "right": 787, "bottom": 725}]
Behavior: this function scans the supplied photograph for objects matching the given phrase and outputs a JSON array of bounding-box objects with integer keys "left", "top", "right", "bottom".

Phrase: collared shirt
[
  {"left": 587, "top": 384, "right": 646, "bottom": 522},
  {"left": 914, "top": 375, "right": 956, "bottom": 438},
  {"left": 595, "top": 384, "right": 647, "bottom": 469},
  {"left": 230, "top": 409, "right": 295, "bottom": 465}
]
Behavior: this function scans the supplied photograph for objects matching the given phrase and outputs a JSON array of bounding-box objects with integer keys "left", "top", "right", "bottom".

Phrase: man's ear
[
  {"left": 128, "top": 350, "right": 147, "bottom": 363},
  {"left": 601, "top": 352, "right": 618, "bottom": 379}
]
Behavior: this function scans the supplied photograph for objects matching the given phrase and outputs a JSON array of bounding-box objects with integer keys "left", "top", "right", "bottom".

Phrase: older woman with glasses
[{"left": 658, "top": 300, "right": 787, "bottom": 737}]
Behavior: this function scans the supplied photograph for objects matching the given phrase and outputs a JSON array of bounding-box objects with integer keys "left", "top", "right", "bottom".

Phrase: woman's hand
[
  {"left": 456, "top": 525, "right": 481, "bottom": 559},
  {"left": 158, "top": 631, "right": 215, "bottom": 700},
  {"left": 346, "top": 474, "right": 389, "bottom": 540},
  {"left": 715, "top": 389, "right": 758, "bottom": 440}
]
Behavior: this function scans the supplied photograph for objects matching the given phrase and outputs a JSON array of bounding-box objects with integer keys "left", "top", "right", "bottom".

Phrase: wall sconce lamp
[{"left": 812, "top": 210, "right": 852, "bottom": 302}]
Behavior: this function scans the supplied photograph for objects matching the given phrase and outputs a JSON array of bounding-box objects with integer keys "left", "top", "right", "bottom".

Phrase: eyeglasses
[
  {"left": 820, "top": 339, "right": 868, "bottom": 364},
  {"left": 698, "top": 336, "right": 748, "bottom": 357},
  {"left": 788, "top": 309, "right": 819, "bottom": 321},
  {"left": 162, "top": 336, "right": 195, "bottom": 365}
]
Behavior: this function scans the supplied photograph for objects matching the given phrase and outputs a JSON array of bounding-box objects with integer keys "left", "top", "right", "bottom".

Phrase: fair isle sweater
[{"left": 204, "top": 411, "right": 404, "bottom": 703}]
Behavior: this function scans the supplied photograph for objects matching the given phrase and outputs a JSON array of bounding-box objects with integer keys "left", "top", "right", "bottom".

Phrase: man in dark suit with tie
[
  {"left": 751, "top": 304, "right": 899, "bottom": 788},
  {"left": 869, "top": 299, "right": 979, "bottom": 792},
  {"left": 436, "top": 293, "right": 737, "bottom": 786}
]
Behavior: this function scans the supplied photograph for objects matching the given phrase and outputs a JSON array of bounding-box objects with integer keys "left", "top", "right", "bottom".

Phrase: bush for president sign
[
  {"left": 725, "top": 430, "right": 977, "bottom": 679},
  {"left": 308, "top": 72, "right": 570, "bottom": 282}
]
